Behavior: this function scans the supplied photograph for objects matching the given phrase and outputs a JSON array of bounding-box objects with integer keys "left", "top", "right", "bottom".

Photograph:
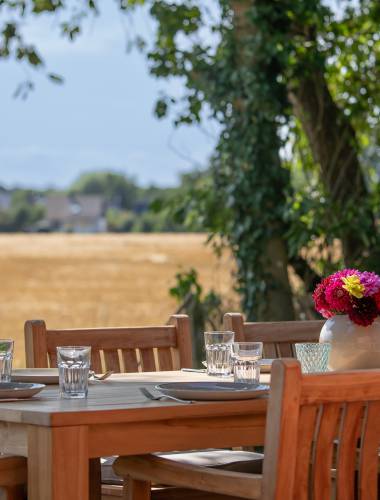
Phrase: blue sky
[{"left": 0, "top": 4, "right": 218, "bottom": 189}]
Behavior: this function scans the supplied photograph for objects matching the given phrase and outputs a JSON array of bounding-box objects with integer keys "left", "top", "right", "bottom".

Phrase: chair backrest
[
  {"left": 24, "top": 315, "right": 192, "bottom": 372},
  {"left": 262, "top": 359, "right": 380, "bottom": 500},
  {"left": 223, "top": 313, "right": 323, "bottom": 358}
]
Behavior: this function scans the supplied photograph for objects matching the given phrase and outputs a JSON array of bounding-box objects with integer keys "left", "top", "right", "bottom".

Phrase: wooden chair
[
  {"left": 114, "top": 359, "right": 380, "bottom": 500},
  {"left": 224, "top": 312, "right": 323, "bottom": 358},
  {"left": 24, "top": 315, "right": 192, "bottom": 500},
  {"left": 24, "top": 315, "right": 192, "bottom": 373},
  {"left": 0, "top": 456, "right": 27, "bottom": 500}
]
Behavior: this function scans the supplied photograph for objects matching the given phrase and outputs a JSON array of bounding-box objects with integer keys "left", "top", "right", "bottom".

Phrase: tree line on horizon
[{"left": 0, "top": 170, "right": 204, "bottom": 233}]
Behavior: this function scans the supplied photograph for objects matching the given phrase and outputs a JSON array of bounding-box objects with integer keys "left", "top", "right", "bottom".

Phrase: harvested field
[{"left": 0, "top": 234, "right": 237, "bottom": 367}]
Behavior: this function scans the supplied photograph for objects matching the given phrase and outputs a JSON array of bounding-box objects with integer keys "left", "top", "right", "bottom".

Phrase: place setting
[
  {"left": 0, "top": 340, "right": 45, "bottom": 402},
  {"left": 155, "top": 331, "right": 270, "bottom": 402},
  {"left": 1, "top": 343, "right": 114, "bottom": 404}
]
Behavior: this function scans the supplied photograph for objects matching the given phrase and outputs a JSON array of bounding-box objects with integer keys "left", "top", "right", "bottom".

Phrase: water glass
[
  {"left": 204, "top": 331, "right": 234, "bottom": 376},
  {"left": 231, "top": 342, "right": 263, "bottom": 384},
  {"left": 57, "top": 346, "right": 91, "bottom": 399},
  {"left": 0, "top": 340, "right": 14, "bottom": 382},
  {"left": 295, "top": 343, "right": 331, "bottom": 373}
]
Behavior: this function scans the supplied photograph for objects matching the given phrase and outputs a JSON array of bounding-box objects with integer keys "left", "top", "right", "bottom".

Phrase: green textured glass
[{"left": 295, "top": 343, "right": 331, "bottom": 374}]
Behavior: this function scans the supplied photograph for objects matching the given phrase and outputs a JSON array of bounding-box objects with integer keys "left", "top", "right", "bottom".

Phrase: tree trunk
[
  {"left": 258, "top": 237, "right": 295, "bottom": 321},
  {"left": 288, "top": 70, "right": 373, "bottom": 265},
  {"left": 230, "top": 0, "right": 295, "bottom": 321}
]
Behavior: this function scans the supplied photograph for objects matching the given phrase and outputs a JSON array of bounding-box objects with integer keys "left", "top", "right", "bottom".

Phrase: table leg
[{"left": 28, "top": 425, "right": 89, "bottom": 500}]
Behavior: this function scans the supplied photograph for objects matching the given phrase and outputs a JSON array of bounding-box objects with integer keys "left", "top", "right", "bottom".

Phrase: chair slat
[
  {"left": 263, "top": 343, "right": 277, "bottom": 359},
  {"left": 277, "top": 343, "right": 293, "bottom": 358},
  {"left": 140, "top": 349, "right": 156, "bottom": 372},
  {"left": 103, "top": 350, "right": 121, "bottom": 372},
  {"left": 294, "top": 405, "right": 318, "bottom": 500},
  {"left": 312, "top": 403, "right": 341, "bottom": 500},
  {"left": 91, "top": 350, "right": 103, "bottom": 374},
  {"left": 49, "top": 351, "right": 57, "bottom": 368},
  {"left": 358, "top": 401, "right": 380, "bottom": 500},
  {"left": 122, "top": 349, "right": 140, "bottom": 373},
  {"left": 157, "top": 348, "right": 173, "bottom": 371},
  {"left": 336, "top": 402, "right": 364, "bottom": 500}
]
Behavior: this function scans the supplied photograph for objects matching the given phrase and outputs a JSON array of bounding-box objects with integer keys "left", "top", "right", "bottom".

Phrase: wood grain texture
[
  {"left": 0, "top": 456, "right": 27, "bottom": 488},
  {"left": 293, "top": 405, "right": 318, "bottom": 500},
  {"left": 122, "top": 350, "right": 139, "bottom": 373},
  {"left": 28, "top": 425, "right": 89, "bottom": 500},
  {"left": 261, "top": 359, "right": 302, "bottom": 500},
  {"left": 223, "top": 314, "right": 245, "bottom": 342},
  {"left": 358, "top": 401, "right": 380, "bottom": 500},
  {"left": 312, "top": 403, "right": 341, "bottom": 500},
  {"left": 0, "top": 371, "right": 269, "bottom": 428},
  {"left": 24, "top": 320, "right": 48, "bottom": 368},
  {"left": 157, "top": 348, "right": 173, "bottom": 371},
  {"left": 125, "top": 478, "right": 151, "bottom": 500},
  {"left": 335, "top": 402, "right": 363, "bottom": 500},
  {"left": 114, "top": 455, "right": 262, "bottom": 499},
  {"left": 169, "top": 315, "right": 192, "bottom": 369}
]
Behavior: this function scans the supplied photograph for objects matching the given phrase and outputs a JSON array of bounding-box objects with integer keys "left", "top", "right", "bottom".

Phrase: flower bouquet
[
  {"left": 313, "top": 269, "right": 380, "bottom": 326},
  {"left": 315, "top": 269, "right": 380, "bottom": 370}
]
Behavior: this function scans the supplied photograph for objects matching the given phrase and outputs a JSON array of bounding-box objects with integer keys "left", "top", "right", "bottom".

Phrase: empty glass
[
  {"left": 57, "top": 346, "right": 91, "bottom": 399},
  {"left": 204, "top": 331, "right": 234, "bottom": 376},
  {"left": 0, "top": 340, "right": 14, "bottom": 382},
  {"left": 295, "top": 343, "right": 331, "bottom": 373},
  {"left": 231, "top": 342, "right": 263, "bottom": 384}
]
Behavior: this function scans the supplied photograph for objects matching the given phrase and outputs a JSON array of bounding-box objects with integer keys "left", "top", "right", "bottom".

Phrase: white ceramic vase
[{"left": 319, "top": 315, "right": 380, "bottom": 370}]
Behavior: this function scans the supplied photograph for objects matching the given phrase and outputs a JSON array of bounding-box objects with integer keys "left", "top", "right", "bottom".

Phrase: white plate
[
  {"left": 12, "top": 368, "right": 59, "bottom": 385},
  {"left": 0, "top": 382, "right": 45, "bottom": 399},
  {"left": 155, "top": 381, "right": 270, "bottom": 401}
]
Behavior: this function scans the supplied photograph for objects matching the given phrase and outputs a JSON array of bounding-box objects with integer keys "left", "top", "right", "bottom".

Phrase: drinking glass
[
  {"left": 0, "top": 340, "right": 14, "bottom": 383},
  {"left": 231, "top": 342, "right": 263, "bottom": 384},
  {"left": 57, "top": 346, "right": 91, "bottom": 399},
  {"left": 295, "top": 343, "right": 331, "bottom": 373},
  {"left": 204, "top": 331, "right": 234, "bottom": 376}
]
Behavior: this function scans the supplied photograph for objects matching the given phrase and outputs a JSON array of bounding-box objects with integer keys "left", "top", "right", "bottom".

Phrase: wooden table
[{"left": 0, "top": 371, "right": 269, "bottom": 500}]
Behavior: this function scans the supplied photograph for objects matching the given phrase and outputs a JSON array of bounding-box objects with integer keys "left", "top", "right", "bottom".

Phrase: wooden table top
[{"left": 0, "top": 371, "right": 270, "bottom": 427}]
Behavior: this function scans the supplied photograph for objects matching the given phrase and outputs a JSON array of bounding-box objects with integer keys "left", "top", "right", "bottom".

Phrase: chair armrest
[{"left": 114, "top": 454, "right": 262, "bottom": 499}]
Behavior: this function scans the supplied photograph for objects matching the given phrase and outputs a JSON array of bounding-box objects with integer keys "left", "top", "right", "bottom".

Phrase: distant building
[
  {"left": 0, "top": 190, "right": 12, "bottom": 211},
  {"left": 41, "top": 194, "right": 107, "bottom": 232}
]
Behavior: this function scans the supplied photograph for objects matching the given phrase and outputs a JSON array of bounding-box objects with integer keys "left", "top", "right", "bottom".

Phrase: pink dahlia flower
[
  {"left": 359, "top": 271, "right": 380, "bottom": 296},
  {"left": 312, "top": 277, "right": 333, "bottom": 318},
  {"left": 325, "top": 280, "right": 351, "bottom": 312}
]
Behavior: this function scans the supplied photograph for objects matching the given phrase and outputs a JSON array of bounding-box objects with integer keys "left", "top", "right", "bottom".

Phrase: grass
[{"left": 0, "top": 234, "right": 236, "bottom": 367}]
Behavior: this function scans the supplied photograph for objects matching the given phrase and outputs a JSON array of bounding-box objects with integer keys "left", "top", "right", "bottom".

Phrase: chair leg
[
  {"left": 3, "top": 485, "right": 26, "bottom": 500},
  {"left": 124, "top": 477, "right": 151, "bottom": 500},
  {"left": 89, "top": 457, "right": 101, "bottom": 500}
]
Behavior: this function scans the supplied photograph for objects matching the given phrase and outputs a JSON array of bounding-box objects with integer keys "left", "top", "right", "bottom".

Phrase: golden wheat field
[{"left": 0, "top": 234, "right": 237, "bottom": 367}]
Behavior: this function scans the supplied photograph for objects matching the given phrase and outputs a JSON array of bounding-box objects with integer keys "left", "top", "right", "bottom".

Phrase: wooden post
[
  {"left": 28, "top": 425, "right": 89, "bottom": 500},
  {"left": 24, "top": 320, "right": 48, "bottom": 368}
]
